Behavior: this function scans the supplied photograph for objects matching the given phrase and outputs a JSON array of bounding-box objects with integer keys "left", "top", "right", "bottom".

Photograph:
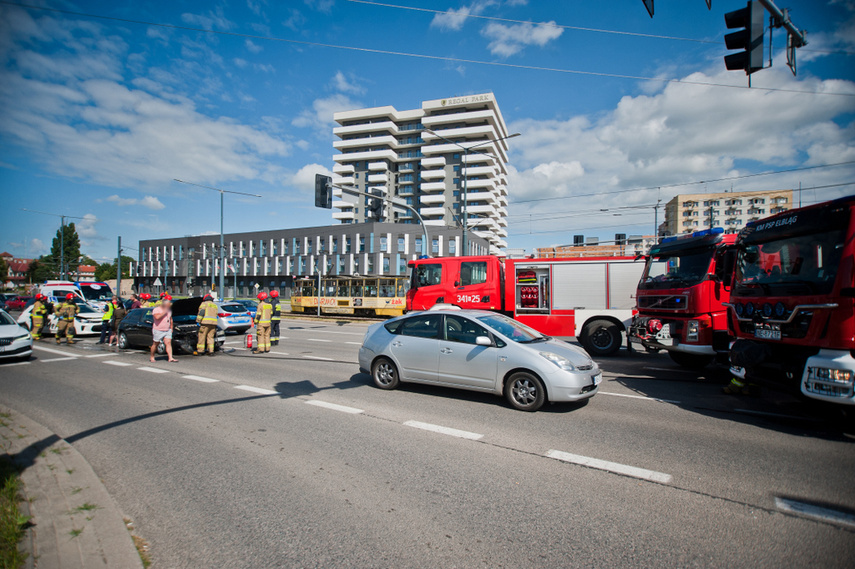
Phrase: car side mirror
[{"left": 475, "top": 336, "right": 492, "bottom": 346}]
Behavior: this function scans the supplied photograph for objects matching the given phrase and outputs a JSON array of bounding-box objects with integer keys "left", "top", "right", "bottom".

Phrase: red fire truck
[
  {"left": 727, "top": 195, "right": 855, "bottom": 405},
  {"left": 406, "top": 255, "right": 645, "bottom": 357},
  {"left": 628, "top": 228, "right": 737, "bottom": 369}
]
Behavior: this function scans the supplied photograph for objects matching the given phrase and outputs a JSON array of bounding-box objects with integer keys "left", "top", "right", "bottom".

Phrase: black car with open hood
[{"left": 117, "top": 297, "right": 225, "bottom": 354}]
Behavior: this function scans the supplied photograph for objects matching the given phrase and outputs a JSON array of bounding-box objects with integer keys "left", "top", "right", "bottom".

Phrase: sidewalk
[{"left": 0, "top": 407, "right": 144, "bottom": 569}]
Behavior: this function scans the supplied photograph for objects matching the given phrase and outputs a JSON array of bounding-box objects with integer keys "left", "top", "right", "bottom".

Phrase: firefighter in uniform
[
  {"left": 139, "top": 293, "right": 152, "bottom": 307},
  {"left": 195, "top": 293, "right": 219, "bottom": 356},
  {"left": 253, "top": 292, "right": 273, "bottom": 354},
  {"left": 269, "top": 289, "right": 281, "bottom": 346},
  {"left": 56, "top": 293, "right": 80, "bottom": 344},
  {"left": 30, "top": 294, "right": 47, "bottom": 341}
]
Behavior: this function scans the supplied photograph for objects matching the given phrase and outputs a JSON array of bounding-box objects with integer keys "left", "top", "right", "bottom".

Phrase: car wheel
[
  {"left": 505, "top": 371, "right": 546, "bottom": 412},
  {"left": 580, "top": 319, "right": 621, "bottom": 357},
  {"left": 156, "top": 342, "right": 166, "bottom": 355},
  {"left": 118, "top": 332, "right": 129, "bottom": 350},
  {"left": 668, "top": 351, "right": 714, "bottom": 370},
  {"left": 371, "top": 357, "right": 400, "bottom": 390}
]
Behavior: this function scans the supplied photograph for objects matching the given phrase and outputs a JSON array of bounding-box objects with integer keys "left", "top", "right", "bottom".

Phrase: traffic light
[
  {"left": 367, "top": 189, "right": 384, "bottom": 222},
  {"left": 724, "top": 1, "right": 765, "bottom": 75},
  {"left": 314, "top": 174, "right": 332, "bottom": 209}
]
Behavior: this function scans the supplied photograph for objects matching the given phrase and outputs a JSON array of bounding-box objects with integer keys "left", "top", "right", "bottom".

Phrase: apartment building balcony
[
  {"left": 367, "top": 185, "right": 388, "bottom": 195},
  {"left": 333, "top": 120, "right": 399, "bottom": 137},
  {"left": 368, "top": 161, "right": 388, "bottom": 171},
  {"left": 333, "top": 135, "right": 398, "bottom": 150},
  {"left": 422, "top": 109, "right": 498, "bottom": 127},
  {"left": 368, "top": 172, "right": 390, "bottom": 184},
  {"left": 332, "top": 211, "right": 355, "bottom": 221},
  {"left": 332, "top": 200, "right": 354, "bottom": 210},
  {"left": 418, "top": 207, "right": 445, "bottom": 217},
  {"left": 421, "top": 169, "right": 446, "bottom": 180},
  {"left": 462, "top": 165, "right": 496, "bottom": 177},
  {"left": 334, "top": 175, "right": 355, "bottom": 186},
  {"left": 422, "top": 124, "right": 499, "bottom": 142},
  {"left": 420, "top": 194, "right": 446, "bottom": 205},
  {"left": 420, "top": 156, "right": 446, "bottom": 168},
  {"left": 466, "top": 178, "right": 497, "bottom": 191},
  {"left": 423, "top": 219, "right": 448, "bottom": 227},
  {"left": 333, "top": 163, "right": 355, "bottom": 174},
  {"left": 466, "top": 204, "right": 495, "bottom": 215},
  {"left": 421, "top": 181, "right": 447, "bottom": 192},
  {"left": 333, "top": 149, "right": 398, "bottom": 163}
]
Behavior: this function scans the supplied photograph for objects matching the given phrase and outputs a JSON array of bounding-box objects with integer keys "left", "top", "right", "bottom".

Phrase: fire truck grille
[{"left": 637, "top": 295, "right": 689, "bottom": 311}]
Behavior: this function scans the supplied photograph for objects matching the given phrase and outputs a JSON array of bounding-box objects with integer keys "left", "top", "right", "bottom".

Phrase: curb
[{"left": 0, "top": 407, "right": 144, "bottom": 569}]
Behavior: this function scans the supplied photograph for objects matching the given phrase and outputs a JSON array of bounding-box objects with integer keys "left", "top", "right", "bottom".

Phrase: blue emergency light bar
[{"left": 660, "top": 227, "right": 724, "bottom": 244}]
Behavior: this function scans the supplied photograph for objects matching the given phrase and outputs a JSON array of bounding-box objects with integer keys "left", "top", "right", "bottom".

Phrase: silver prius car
[{"left": 358, "top": 309, "right": 601, "bottom": 411}]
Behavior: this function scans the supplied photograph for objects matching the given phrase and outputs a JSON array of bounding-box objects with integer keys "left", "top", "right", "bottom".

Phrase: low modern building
[
  {"left": 660, "top": 189, "right": 793, "bottom": 237},
  {"left": 331, "top": 93, "right": 511, "bottom": 255},
  {"left": 132, "top": 222, "right": 489, "bottom": 298},
  {"left": 536, "top": 235, "right": 656, "bottom": 259}
]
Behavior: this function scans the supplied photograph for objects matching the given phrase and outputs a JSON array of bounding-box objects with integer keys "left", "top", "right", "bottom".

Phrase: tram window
[
  {"left": 365, "top": 282, "right": 379, "bottom": 297},
  {"left": 396, "top": 280, "right": 410, "bottom": 297},
  {"left": 379, "top": 279, "right": 394, "bottom": 297},
  {"left": 337, "top": 282, "right": 350, "bottom": 296},
  {"left": 352, "top": 282, "right": 365, "bottom": 297}
]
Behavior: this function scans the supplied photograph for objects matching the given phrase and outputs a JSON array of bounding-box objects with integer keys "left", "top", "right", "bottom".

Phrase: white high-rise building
[{"left": 331, "top": 93, "right": 510, "bottom": 255}]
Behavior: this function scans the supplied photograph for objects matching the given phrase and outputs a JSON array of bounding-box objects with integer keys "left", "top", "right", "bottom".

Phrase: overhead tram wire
[
  {"left": 2, "top": 1, "right": 854, "bottom": 98},
  {"left": 345, "top": 0, "right": 855, "bottom": 56}
]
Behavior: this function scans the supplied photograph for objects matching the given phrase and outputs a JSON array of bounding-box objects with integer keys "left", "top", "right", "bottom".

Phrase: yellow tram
[{"left": 290, "top": 276, "right": 409, "bottom": 317}]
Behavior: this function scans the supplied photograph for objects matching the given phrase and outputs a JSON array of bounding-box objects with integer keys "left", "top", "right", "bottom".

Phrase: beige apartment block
[{"left": 661, "top": 189, "right": 793, "bottom": 237}]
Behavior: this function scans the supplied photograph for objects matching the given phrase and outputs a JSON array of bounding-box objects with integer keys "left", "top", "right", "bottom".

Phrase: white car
[
  {"left": 17, "top": 302, "right": 103, "bottom": 337},
  {"left": 0, "top": 309, "right": 33, "bottom": 361},
  {"left": 359, "top": 309, "right": 601, "bottom": 412}
]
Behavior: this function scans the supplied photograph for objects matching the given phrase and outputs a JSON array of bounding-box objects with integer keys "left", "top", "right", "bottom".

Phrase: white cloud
[
  {"left": 290, "top": 163, "right": 333, "bottom": 194},
  {"left": 245, "top": 39, "right": 263, "bottom": 54},
  {"left": 292, "top": 93, "right": 361, "bottom": 133},
  {"left": 180, "top": 9, "right": 233, "bottom": 31},
  {"left": 431, "top": 1, "right": 497, "bottom": 31},
  {"left": 30, "top": 238, "right": 46, "bottom": 256},
  {"left": 106, "top": 195, "right": 165, "bottom": 210},
  {"left": 304, "top": 0, "right": 334, "bottom": 13},
  {"left": 0, "top": 7, "right": 290, "bottom": 190},
  {"left": 481, "top": 21, "right": 563, "bottom": 57},
  {"left": 76, "top": 213, "right": 99, "bottom": 241},
  {"left": 332, "top": 71, "right": 364, "bottom": 94}
]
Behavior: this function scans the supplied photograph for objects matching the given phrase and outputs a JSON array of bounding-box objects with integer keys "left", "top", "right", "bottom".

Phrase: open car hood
[{"left": 172, "top": 297, "right": 203, "bottom": 317}]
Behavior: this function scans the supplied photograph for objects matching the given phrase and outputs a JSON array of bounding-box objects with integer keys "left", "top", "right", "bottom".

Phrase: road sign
[{"left": 153, "top": 277, "right": 163, "bottom": 286}]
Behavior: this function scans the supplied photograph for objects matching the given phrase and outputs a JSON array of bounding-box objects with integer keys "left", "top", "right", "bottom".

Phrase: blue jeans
[{"left": 98, "top": 321, "right": 111, "bottom": 343}]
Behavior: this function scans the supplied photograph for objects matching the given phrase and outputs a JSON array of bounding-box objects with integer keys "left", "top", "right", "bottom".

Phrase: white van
[{"left": 39, "top": 281, "right": 87, "bottom": 306}]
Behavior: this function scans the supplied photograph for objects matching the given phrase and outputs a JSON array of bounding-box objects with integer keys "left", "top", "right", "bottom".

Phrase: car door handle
[
  {"left": 392, "top": 341, "right": 403, "bottom": 347},
  {"left": 440, "top": 347, "right": 453, "bottom": 354}
]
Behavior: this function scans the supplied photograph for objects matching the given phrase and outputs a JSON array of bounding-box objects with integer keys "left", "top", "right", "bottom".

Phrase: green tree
[
  {"left": 26, "top": 256, "right": 57, "bottom": 283},
  {"left": 94, "top": 256, "right": 134, "bottom": 282},
  {"left": 50, "top": 223, "right": 81, "bottom": 278},
  {"left": 0, "top": 256, "right": 7, "bottom": 281}
]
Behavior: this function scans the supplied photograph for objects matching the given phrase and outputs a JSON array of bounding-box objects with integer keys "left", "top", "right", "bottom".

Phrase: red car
[{"left": 5, "top": 296, "right": 34, "bottom": 311}]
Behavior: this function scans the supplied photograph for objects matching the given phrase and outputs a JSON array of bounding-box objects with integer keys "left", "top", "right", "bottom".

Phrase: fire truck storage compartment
[
  {"left": 551, "top": 261, "right": 639, "bottom": 310},
  {"left": 515, "top": 266, "right": 549, "bottom": 313}
]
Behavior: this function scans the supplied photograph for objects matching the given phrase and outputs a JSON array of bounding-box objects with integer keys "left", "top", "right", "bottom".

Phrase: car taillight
[
  {"left": 648, "top": 319, "right": 663, "bottom": 333},
  {"left": 218, "top": 313, "right": 229, "bottom": 317}
]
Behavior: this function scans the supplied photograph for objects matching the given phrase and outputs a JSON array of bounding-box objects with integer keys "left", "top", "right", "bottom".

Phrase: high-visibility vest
[
  {"left": 102, "top": 302, "right": 114, "bottom": 322},
  {"left": 197, "top": 301, "right": 218, "bottom": 325},
  {"left": 255, "top": 301, "right": 273, "bottom": 325}
]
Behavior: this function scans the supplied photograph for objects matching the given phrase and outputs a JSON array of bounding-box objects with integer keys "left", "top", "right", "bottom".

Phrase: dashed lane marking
[
  {"left": 138, "top": 366, "right": 170, "bottom": 374},
  {"left": 40, "top": 357, "right": 79, "bottom": 363},
  {"left": 305, "top": 400, "right": 363, "bottom": 414},
  {"left": 84, "top": 353, "right": 113, "bottom": 358},
  {"left": 103, "top": 360, "right": 134, "bottom": 367},
  {"left": 346, "top": 342, "right": 362, "bottom": 346},
  {"left": 234, "top": 385, "right": 278, "bottom": 395},
  {"left": 598, "top": 391, "right": 680, "bottom": 404},
  {"left": 775, "top": 497, "right": 855, "bottom": 529},
  {"left": 403, "top": 420, "right": 484, "bottom": 441},
  {"left": 307, "top": 338, "right": 332, "bottom": 343},
  {"left": 546, "top": 449, "right": 673, "bottom": 484},
  {"left": 182, "top": 375, "right": 219, "bottom": 383},
  {"left": 4, "top": 360, "right": 31, "bottom": 367},
  {"left": 32, "top": 345, "right": 76, "bottom": 357},
  {"left": 302, "top": 355, "right": 333, "bottom": 361}
]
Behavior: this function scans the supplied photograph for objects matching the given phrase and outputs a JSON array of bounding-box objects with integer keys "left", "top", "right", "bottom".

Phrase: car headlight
[
  {"left": 539, "top": 352, "right": 575, "bottom": 371},
  {"left": 13, "top": 333, "right": 31, "bottom": 341}
]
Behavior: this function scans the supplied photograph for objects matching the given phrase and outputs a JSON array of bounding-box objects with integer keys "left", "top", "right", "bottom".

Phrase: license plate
[
  {"left": 592, "top": 373, "right": 602, "bottom": 386},
  {"left": 754, "top": 326, "right": 781, "bottom": 340}
]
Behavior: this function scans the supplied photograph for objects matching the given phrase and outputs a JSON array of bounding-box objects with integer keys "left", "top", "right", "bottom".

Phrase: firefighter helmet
[
  {"left": 269, "top": 290, "right": 279, "bottom": 298},
  {"left": 257, "top": 292, "right": 268, "bottom": 301}
]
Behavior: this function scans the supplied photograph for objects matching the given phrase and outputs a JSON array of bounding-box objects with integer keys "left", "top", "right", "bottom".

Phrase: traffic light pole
[{"left": 332, "top": 183, "right": 432, "bottom": 257}]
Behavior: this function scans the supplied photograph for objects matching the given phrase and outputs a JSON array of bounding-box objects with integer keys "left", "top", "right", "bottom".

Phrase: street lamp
[
  {"left": 174, "top": 179, "right": 261, "bottom": 299},
  {"left": 422, "top": 129, "right": 519, "bottom": 256}
]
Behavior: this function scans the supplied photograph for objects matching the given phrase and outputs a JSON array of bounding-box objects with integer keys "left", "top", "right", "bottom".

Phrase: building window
[
  {"left": 332, "top": 238, "right": 338, "bottom": 253},
  {"left": 453, "top": 165, "right": 460, "bottom": 172},
  {"left": 380, "top": 237, "right": 388, "bottom": 252},
  {"left": 397, "top": 237, "right": 405, "bottom": 251},
  {"left": 359, "top": 237, "right": 365, "bottom": 253},
  {"left": 398, "top": 256, "right": 408, "bottom": 274},
  {"left": 415, "top": 237, "right": 423, "bottom": 254},
  {"left": 345, "top": 238, "right": 351, "bottom": 253},
  {"left": 272, "top": 241, "right": 278, "bottom": 256},
  {"left": 453, "top": 178, "right": 460, "bottom": 185},
  {"left": 307, "top": 241, "right": 312, "bottom": 254},
  {"left": 449, "top": 240, "right": 456, "bottom": 254},
  {"left": 367, "top": 257, "right": 374, "bottom": 273},
  {"left": 432, "top": 239, "right": 439, "bottom": 254},
  {"left": 260, "top": 240, "right": 267, "bottom": 257}
]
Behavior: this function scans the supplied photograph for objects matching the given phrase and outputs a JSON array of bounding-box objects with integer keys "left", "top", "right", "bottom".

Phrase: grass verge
[{"left": 0, "top": 456, "right": 30, "bottom": 569}]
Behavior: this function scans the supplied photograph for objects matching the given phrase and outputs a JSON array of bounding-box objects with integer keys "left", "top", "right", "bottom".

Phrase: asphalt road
[{"left": 1, "top": 320, "right": 853, "bottom": 568}]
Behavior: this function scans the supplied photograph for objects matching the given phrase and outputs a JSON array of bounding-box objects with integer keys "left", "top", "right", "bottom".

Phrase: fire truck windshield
[
  {"left": 639, "top": 248, "right": 714, "bottom": 290},
  {"left": 734, "top": 227, "right": 846, "bottom": 297}
]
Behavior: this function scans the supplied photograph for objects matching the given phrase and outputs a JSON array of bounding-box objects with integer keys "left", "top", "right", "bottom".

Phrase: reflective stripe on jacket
[
  {"left": 255, "top": 301, "right": 273, "bottom": 325},
  {"left": 32, "top": 301, "right": 46, "bottom": 317},
  {"left": 197, "top": 301, "right": 219, "bottom": 325},
  {"left": 270, "top": 299, "right": 280, "bottom": 320}
]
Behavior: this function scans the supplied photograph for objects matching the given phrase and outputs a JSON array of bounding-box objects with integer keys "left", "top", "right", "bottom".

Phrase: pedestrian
[
  {"left": 269, "top": 289, "right": 281, "bottom": 346},
  {"left": 108, "top": 297, "right": 126, "bottom": 347},
  {"left": 30, "top": 294, "right": 47, "bottom": 341},
  {"left": 151, "top": 295, "right": 177, "bottom": 363},
  {"left": 253, "top": 292, "right": 273, "bottom": 354},
  {"left": 195, "top": 293, "right": 219, "bottom": 356},
  {"left": 130, "top": 294, "right": 141, "bottom": 309},
  {"left": 55, "top": 293, "right": 79, "bottom": 345},
  {"left": 97, "top": 295, "right": 114, "bottom": 344}
]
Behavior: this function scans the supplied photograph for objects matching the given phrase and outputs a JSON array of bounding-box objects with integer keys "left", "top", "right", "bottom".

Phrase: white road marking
[
  {"left": 302, "top": 355, "right": 333, "bottom": 361},
  {"left": 643, "top": 367, "right": 693, "bottom": 373},
  {"left": 32, "top": 345, "right": 77, "bottom": 357},
  {"left": 40, "top": 357, "right": 79, "bottom": 363},
  {"left": 546, "top": 449, "right": 673, "bottom": 484},
  {"left": 84, "top": 353, "right": 113, "bottom": 358},
  {"left": 137, "top": 366, "right": 170, "bottom": 374},
  {"left": 775, "top": 497, "right": 855, "bottom": 529},
  {"left": 305, "top": 400, "right": 363, "bottom": 414},
  {"left": 296, "top": 330, "right": 364, "bottom": 337},
  {"left": 346, "top": 342, "right": 362, "bottom": 346},
  {"left": 598, "top": 391, "right": 680, "bottom": 404},
  {"left": 234, "top": 385, "right": 278, "bottom": 395},
  {"left": 307, "top": 338, "right": 332, "bottom": 343},
  {"left": 182, "top": 375, "right": 219, "bottom": 383},
  {"left": 103, "top": 360, "right": 134, "bottom": 367},
  {"left": 403, "top": 420, "right": 484, "bottom": 441},
  {"left": 3, "top": 360, "right": 31, "bottom": 367}
]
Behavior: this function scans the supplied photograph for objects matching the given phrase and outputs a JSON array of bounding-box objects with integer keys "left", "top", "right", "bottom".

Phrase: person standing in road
[
  {"left": 253, "top": 292, "right": 273, "bottom": 354},
  {"left": 151, "top": 295, "right": 177, "bottom": 363},
  {"left": 195, "top": 293, "right": 219, "bottom": 356},
  {"left": 30, "top": 294, "right": 47, "bottom": 341},
  {"left": 130, "top": 294, "right": 142, "bottom": 309},
  {"left": 98, "top": 296, "right": 114, "bottom": 344},
  {"left": 269, "top": 289, "right": 281, "bottom": 346},
  {"left": 55, "top": 293, "right": 79, "bottom": 344},
  {"left": 108, "top": 297, "right": 127, "bottom": 348}
]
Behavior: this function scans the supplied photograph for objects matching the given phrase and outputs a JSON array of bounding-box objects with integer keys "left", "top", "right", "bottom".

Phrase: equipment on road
[
  {"left": 629, "top": 228, "right": 737, "bottom": 369},
  {"left": 726, "top": 195, "right": 855, "bottom": 406},
  {"left": 291, "top": 276, "right": 409, "bottom": 318},
  {"left": 406, "top": 256, "right": 645, "bottom": 357},
  {"left": 246, "top": 333, "right": 253, "bottom": 350}
]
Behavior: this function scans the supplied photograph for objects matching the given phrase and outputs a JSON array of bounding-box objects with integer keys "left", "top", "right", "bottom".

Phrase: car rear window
[
  {"left": 219, "top": 304, "right": 247, "bottom": 313},
  {"left": 399, "top": 315, "right": 441, "bottom": 339}
]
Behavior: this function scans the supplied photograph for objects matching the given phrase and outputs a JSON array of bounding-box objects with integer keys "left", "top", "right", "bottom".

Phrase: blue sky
[{"left": 1, "top": 0, "right": 853, "bottom": 262}]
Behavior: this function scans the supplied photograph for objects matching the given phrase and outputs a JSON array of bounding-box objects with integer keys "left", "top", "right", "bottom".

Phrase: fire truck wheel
[
  {"left": 505, "top": 372, "right": 546, "bottom": 412},
  {"left": 667, "top": 351, "right": 713, "bottom": 370},
  {"left": 372, "top": 357, "right": 400, "bottom": 390},
  {"left": 580, "top": 320, "right": 621, "bottom": 357}
]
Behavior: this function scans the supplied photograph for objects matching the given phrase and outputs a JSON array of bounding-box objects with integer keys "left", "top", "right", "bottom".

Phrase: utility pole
[
  {"left": 653, "top": 199, "right": 661, "bottom": 242},
  {"left": 116, "top": 236, "right": 122, "bottom": 296},
  {"left": 20, "top": 209, "right": 86, "bottom": 280}
]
